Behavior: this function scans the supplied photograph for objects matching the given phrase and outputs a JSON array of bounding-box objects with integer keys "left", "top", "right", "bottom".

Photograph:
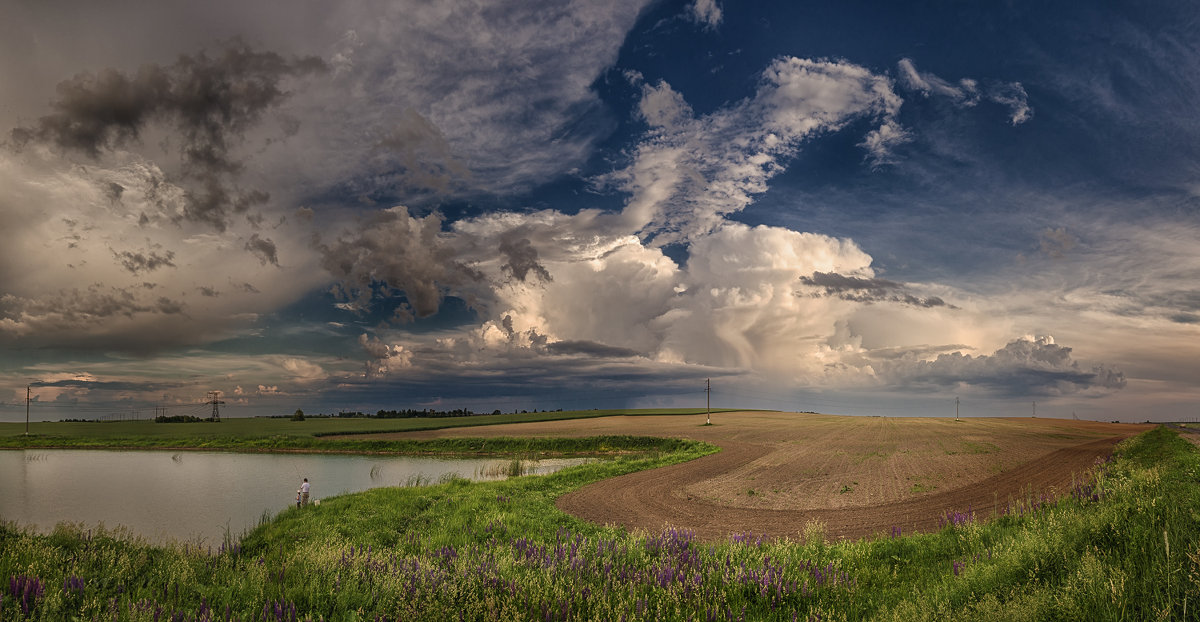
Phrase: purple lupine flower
[
  {"left": 10, "top": 575, "right": 45, "bottom": 616},
  {"left": 434, "top": 545, "right": 459, "bottom": 565},
  {"left": 62, "top": 575, "right": 85, "bottom": 597},
  {"left": 938, "top": 506, "right": 976, "bottom": 527}
]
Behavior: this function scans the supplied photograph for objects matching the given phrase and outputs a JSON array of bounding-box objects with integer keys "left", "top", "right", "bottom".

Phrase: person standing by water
[{"left": 300, "top": 477, "right": 310, "bottom": 507}]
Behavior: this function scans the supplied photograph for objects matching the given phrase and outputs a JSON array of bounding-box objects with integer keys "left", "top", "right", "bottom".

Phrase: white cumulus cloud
[
  {"left": 688, "top": 0, "right": 723, "bottom": 29},
  {"left": 606, "top": 57, "right": 907, "bottom": 243}
]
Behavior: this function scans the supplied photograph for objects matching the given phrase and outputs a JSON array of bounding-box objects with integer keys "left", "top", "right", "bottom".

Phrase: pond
[{"left": 0, "top": 449, "right": 586, "bottom": 547}]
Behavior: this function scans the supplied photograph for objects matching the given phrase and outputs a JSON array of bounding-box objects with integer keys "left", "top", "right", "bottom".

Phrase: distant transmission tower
[{"left": 207, "top": 391, "right": 225, "bottom": 422}]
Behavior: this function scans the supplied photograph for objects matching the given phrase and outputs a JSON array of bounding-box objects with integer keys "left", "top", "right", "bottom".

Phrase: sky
[{"left": 2, "top": 0, "right": 1198, "bottom": 422}]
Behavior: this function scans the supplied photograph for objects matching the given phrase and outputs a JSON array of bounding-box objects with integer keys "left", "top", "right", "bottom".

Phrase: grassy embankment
[{"left": 2, "top": 426, "right": 1199, "bottom": 620}]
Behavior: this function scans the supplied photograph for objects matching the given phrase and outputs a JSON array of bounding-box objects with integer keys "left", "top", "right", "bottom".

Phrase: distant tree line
[
  {"left": 373, "top": 408, "right": 479, "bottom": 418},
  {"left": 370, "top": 407, "right": 564, "bottom": 418},
  {"left": 269, "top": 407, "right": 565, "bottom": 419},
  {"left": 154, "top": 415, "right": 213, "bottom": 423}
]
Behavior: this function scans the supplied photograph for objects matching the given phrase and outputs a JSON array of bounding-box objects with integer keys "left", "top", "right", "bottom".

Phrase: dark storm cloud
[
  {"left": 244, "top": 233, "right": 279, "bottom": 266},
  {"left": 10, "top": 41, "right": 325, "bottom": 231},
  {"left": 801, "top": 271, "right": 902, "bottom": 296},
  {"left": 499, "top": 237, "right": 551, "bottom": 282},
  {"left": 329, "top": 348, "right": 718, "bottom": 409},
  {"left": 317, "top": 207, "right": 484, "bottom": 318},
  {"left": 358, "top": 334, "right": 392, "bottom": 360},
  {"left": 879, "top": 337, "right": 1126, "bottom": 397},
  {"left": 104, "top": 182, "right": 125, "bottom": 202},
  {"left": 184, "top": 186, "right": 272, "bottom": 232},
  {"left": 154, "top": 297, "right": 186, "bottom": 315},
  {"left": 12, "top": 42, "right": 325, "bottom": 157},
  {"left": 897, "top": 294, "right": 948, "bottom": 309},
  {"left": 545, "top": 340, "right": 640, "bottom": 358},
  {"left": 31, "top": 378, "right": 177, "bottom": 392},
  {"left": 800, "top": 271, "right": 952, "bottom": 308},
  {"left": 358, "top": 333, "right": 410, "bottom": 378},
  {"left": 0, "top": 286, "right": 186, "bottom": 329},
  {"left": 113, "top": 248, "right": 175, "bottom": 275}
]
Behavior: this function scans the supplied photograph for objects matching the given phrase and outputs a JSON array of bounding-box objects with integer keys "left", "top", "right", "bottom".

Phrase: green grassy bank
[{"left": 2, "top": 427, "right": 1198, "bottom": 621}]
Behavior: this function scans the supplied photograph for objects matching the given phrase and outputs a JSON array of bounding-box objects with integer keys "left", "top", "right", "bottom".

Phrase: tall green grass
[{"left": 1, "top": 427, "right": 1197, "bottom": 621}]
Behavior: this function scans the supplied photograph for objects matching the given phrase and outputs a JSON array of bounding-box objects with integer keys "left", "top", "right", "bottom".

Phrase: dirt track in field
[{"left": 358, "top": 413, "right": 1152, "bottom": 541}]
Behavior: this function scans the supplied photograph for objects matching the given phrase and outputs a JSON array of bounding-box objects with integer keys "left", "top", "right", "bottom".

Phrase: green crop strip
[
  {"left": 0, "top": 434, "right": 696, "bottom": 457},
  {"left": 0, "top": 408, "right": 746, "bottom": 443}
]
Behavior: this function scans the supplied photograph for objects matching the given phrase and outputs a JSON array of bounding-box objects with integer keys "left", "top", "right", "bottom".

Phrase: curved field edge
[{"left": 0, "top": 427, "right": 1197, "bottom": 621}]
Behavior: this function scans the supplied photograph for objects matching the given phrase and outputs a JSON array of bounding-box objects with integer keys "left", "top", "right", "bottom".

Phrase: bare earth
[
  {"left": 1171, "top": 423, "right": 1200, "bottom": 449},
  {"left": 361, "top": 413, "right": 1152, "bottom": 541}
]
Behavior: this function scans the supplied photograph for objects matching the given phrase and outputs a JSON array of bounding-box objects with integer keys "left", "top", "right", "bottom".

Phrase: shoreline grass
[{"left": 1, "top": 427, "right": 1197, "bottom": 620}]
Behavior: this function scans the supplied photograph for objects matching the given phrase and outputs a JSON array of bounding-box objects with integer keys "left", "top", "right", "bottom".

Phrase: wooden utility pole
[
  {"left": 705, "top": 378, "right": 711, "bottom": 425},
  {"left": 25, "top": 384, "right": 30, "bottom": 435},
  {"left": 955, "top": 396, "right": 959, "bottom": 421}
]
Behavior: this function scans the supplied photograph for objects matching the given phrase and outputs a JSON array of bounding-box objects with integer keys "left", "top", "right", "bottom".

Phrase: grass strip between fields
[{"left": 1, "top": 426, "right": 1198, "bottom": 621}]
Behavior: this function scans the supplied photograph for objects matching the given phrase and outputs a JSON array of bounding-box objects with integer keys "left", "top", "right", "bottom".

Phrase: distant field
[
  {"left": 0, "top": 408, "right": 732, "bottom": 441},
  {"left": 373, "top": 412, "right": 1153, "bottom": 539}
]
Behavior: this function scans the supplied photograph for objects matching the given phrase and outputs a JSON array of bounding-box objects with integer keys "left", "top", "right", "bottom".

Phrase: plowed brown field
[{"left": 360, "top": 413, "right": 1152, "bottom": 541}]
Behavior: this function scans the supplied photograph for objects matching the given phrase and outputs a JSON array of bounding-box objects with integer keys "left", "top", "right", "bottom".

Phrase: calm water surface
[{"left": 0, "top": 449, "right": 585, "bottom": 547}]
